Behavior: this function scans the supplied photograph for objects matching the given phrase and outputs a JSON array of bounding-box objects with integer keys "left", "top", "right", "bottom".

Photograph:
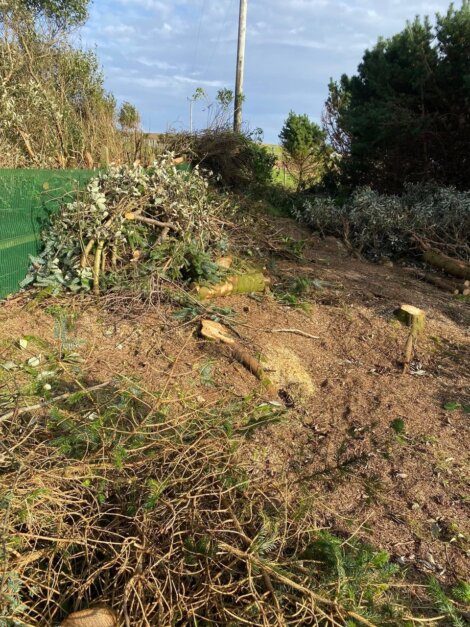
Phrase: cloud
[
  {"left": 173, "top": 75, "right": 226, "bottom": 88},
  {"left": 83, "top": 0, "right": 453, "bottom": 141}
]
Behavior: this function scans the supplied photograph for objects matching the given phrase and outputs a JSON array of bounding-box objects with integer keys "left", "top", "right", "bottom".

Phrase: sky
[{"left": 81, "top": 0, "right": 453, "bottom": 143}]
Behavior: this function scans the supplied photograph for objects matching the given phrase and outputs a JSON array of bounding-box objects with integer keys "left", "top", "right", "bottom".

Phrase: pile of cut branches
[
  {"left": 295, "top": 184, "right": 470, "bottom": 262},
  {"left": 22, "top": 155, "right": 231, "bottom": 296},
  {"left": 0, "top": 366, "right": 417, "bottom": 626}
]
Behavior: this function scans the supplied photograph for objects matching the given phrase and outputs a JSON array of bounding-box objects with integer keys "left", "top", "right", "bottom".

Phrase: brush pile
[
  {"left": 295, "top": 183, "right": 470, "bottom": 261},
  {"left": 0, "top": 372, "right": 400, "bottom": 626},
  {"left": 22, "top": 155, "right": 231, "bottom": 296}
]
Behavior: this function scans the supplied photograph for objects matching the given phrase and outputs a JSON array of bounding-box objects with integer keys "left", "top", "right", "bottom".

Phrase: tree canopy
[
  {"left": 1, "top": 0, "right": 89, "bottom": 28},
  {"left": 324, "top": 1, "right": 470, "bottom": 192},
  {"left": 279, "top": 111, "right": 327, "bottom": 190}
]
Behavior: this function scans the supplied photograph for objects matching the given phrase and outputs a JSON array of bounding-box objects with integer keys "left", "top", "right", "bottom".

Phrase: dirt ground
[{"left": 1, "top": 211, "right": 468, "bottom": 591}]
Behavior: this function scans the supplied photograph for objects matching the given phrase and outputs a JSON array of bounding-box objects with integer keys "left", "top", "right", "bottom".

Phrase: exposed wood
[
  {"left": 215, "top": 255, "right": 233, "bottom": 269},
  {"left": 200, "top": 319, "right": 235, "bottom": 345},
  {"left": 124, "top": 212, "right": 177, "bottom": 231},
  {"left": 423, "top": 249, "right": 470, "bottom": 281},
  {"left": 61, "top": 607, "right": 117, "bottom": 627},
  {"left": 395, "top": 304, "right": 426, "bottom": 335},
  {"left": 93, "top": 240, "right": 104, "bottom": 295},
  {"left": 394, "top": 305, "right": 426, "bottom": 373},
  {"left": 200, "top": 319, "right": 276, "bottom": 396},
  {"left": 196, "top": 272, "right": 269, "bottom": 300},
  {"left": 81, "top": 239, "right": 96, "bottom": 269}
]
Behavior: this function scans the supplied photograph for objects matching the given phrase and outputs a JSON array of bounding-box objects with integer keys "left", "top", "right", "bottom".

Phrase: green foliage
[
  {"left": 188, "top": 130, "right": 275, "bottom": 189},
  {"left": 294, "top": 183, "right": 470, "bottom": 260},
  {"left": 428, "top": 577, "right": 467, "bottom": 627},
  {"left": 23, "top": 156, "right": 229, "bottom": 294},
  {"left": 118, "top": 101, "right": 141, "bottom": 132},
  {"left": 451, "top": 581, "right": 470, "bottom": 604},
  {"left": 325, "top": 1, "right": 470, "bottom": 192},
  {"left": 0, "top": 0, "right": 118, "bottom": 168},
  {"left": 279, "top": 111, "right": 327, "bottom": 190},
  {"left": 2, "top": 0, "right": 89, "bottom": 28},
  {"left": 390, "top": 418, "right": 405, "bottom": 434},
  {"left": 304, "top": 531, "right": 402, "bottom": 621}
]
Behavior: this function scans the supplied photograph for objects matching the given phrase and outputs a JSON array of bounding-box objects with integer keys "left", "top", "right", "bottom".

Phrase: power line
[
  {"left": 202, "top": 0, "right": 237, "bottom": 80},
  {"left": 191, "top": 0, "right": 207, "bottom": 77}
]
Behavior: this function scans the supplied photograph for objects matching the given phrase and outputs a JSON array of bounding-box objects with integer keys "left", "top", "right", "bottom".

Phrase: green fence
[{"left": 0, "top": 169, "right": 94, "bottom": 299}]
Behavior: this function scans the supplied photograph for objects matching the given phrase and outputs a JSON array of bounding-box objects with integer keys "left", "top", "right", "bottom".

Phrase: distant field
[{"left": 264, "top": 144, "right": 296, "bottom": 188}]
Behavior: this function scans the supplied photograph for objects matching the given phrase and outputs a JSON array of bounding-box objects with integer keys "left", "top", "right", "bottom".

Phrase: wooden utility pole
[{"left": 233, "top": 0, "right": 248, "bottom": 133}]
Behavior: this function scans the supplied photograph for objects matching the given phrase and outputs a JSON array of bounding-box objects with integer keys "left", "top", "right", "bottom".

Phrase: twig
[
  {"left": 127, "top": 214, "right": 179, "bottom": 231},
  {"left": 269, "top": 328, "right": 320, "bottom": 340},
  {"left": 0, "top": 381, "right": 111, "bottom": 424},
  {"left": 218, "top": 542, "right": 377, "bottom": 627}
]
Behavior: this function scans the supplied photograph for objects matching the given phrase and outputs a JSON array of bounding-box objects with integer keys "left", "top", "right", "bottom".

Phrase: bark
[
  {"left": 423, "top": 249, "right": 470, "bottom": 281},
  {"left": 196, "top": 272, "right": 269, "bottom": 300}
]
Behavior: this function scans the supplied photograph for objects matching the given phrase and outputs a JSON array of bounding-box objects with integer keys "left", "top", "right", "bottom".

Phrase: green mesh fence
[{"left": 0, "top": 170, "right": 94, "bottom": 299}]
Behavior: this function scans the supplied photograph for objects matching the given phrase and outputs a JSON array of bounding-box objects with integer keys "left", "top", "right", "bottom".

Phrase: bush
[
  {"left": 280, "top": 111, "right": 327, "bottom": 191},
  {"left": 0, "top": 0, "right": 122, "bottom": 168},
  {"left": 294, "top": 184, "right": 470, "bottom": 260}
]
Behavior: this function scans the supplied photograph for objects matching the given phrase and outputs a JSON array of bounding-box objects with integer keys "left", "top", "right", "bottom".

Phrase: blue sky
[{"left": 82, "top": 0, "right": 453, "bottom": 143}]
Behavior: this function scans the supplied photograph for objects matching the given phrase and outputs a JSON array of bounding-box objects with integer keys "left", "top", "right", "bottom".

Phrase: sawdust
[{"left": 263, "top": 344, "right": 315, "bottom": 400}]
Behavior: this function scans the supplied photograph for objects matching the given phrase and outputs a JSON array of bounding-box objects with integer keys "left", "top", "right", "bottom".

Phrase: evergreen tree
[
  {"left": 324, "top": 1, "right": 470, "bottom": 192},
  {"left": 280, "top": 111, "right": 327, "bottom": 190}
]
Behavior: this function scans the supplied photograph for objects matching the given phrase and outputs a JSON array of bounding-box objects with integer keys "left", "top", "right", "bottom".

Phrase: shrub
[
  {"left": 160, "top": 130, "right": 275, "bottom": 189},
  {"left": 0, "top": 0, "right": 121, "bottom": 168},
  {"left": 295, "top": 184, "right": 470, "bottom": 260}
]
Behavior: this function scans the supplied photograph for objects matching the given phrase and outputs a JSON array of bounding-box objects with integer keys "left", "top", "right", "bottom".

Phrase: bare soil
[{"left": 1, "top": 210, "right": 468, "bottom": 591}]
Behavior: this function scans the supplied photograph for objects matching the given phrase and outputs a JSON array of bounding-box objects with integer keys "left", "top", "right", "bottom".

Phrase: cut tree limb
[
  {"left": 423, "top": 249, "right": 470, "bottom": 281},
  {"left": 124, "top": 212, "right": 178, "bottom": 232},
  {"left": 200, "top": 319, "right": 277, "bottom": 397},
  {"left": 270, "top": 328, "right": 320, "bottom": 340},
  {"left": 218, "top": 541, "right": 377, "bottom": 627},
  {"left": 81, "top": 239, "right": 96, "bottom": 269},
  {"left": 0, "top": 381, "right": 111, "bottom": 425},
  {"left": 403, "top": 268, "right": 462, "bottom": 294},
  {"left": 419, "top": 272, "right": 460, "bottom": 295},
  {"left": 196, "top": 272, "right": 270, "bottom": 300},
  {"left": 93, "top": 240, "right": 104, "bottom": 295}
]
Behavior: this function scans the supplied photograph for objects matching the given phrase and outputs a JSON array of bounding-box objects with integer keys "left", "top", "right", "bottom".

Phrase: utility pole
[{"left": 233, "top": 0, "right": 248, "bottom": 133}]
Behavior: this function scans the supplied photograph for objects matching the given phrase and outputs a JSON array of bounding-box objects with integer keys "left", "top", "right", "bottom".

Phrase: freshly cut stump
[
  {"left": 395, "top": 304, "right": 426, "bottom": 335},
  {"left": 60, "top": 607, "right": 117, "bottom": 627},
  {"left": 394, "top": 305, "right": 426, "bottom": 371}
]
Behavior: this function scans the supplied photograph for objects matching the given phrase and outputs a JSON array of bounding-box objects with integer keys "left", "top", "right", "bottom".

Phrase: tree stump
[{"left": 394, "top": 305, "right": 426, "bottom": 372}]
